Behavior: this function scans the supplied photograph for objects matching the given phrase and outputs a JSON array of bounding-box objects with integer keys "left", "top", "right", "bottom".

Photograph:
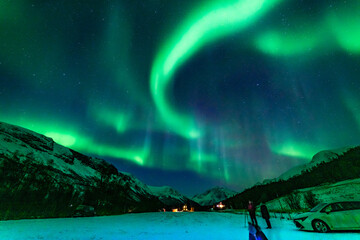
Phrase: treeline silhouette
[{"left": 0, "top": 152, "right": 161, "bottom": 220}]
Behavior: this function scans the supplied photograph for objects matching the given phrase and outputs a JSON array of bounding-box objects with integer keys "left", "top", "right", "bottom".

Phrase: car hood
[{"left": 294, "top": 212, "right": 312, "bottom": 220}]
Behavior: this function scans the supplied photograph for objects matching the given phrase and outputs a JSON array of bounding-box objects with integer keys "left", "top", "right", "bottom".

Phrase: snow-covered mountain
[
  {"left": 276, "top": 147, "right": 350, "bottom": 181},
  {"left": 256, "top": 147, "right": 351, "bottom": 186},
  {"left": 0, "top": 121, "right": 162, "bottom": 219},
  {"left": 192, "top": 186, "right": 237, "bottom": 206},
  {"left": 149, "top": 186, "right": 188, "bottom": 205},
  {"left": 149, "top": 186, "right": 200, "bottom": 208}
]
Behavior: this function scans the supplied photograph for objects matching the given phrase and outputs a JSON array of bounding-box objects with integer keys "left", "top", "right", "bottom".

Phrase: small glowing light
[{"left": 216, "top": 202, "right": 225, "bottom": 209}]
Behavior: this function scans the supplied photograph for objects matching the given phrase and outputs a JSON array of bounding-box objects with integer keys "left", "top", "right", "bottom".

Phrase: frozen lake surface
[{"left": 1, "top": 212, "right": 360, "bottom": 240}]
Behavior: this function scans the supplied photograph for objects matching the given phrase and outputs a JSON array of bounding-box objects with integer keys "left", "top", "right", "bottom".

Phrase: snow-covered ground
[{"left": 1, "top": 212, "right": 359, "bottom": 240}]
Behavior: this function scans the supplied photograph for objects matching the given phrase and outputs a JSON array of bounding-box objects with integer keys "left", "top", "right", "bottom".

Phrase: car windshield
[{"left": 310, "top": 203, "right": 328, "bottom": 212}]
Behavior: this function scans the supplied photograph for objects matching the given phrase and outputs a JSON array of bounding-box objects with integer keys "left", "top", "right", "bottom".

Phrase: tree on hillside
[
  {"left": 285, "top": 191, "right": 301, "bottom": 210},
  {"left": 304, "top": 191, "right": 319, "bottom": 209}
]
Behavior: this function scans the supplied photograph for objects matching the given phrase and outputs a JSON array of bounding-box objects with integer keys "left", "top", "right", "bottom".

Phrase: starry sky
[{"left": 1, "top": 0, "right": 360, "bottom": 196}]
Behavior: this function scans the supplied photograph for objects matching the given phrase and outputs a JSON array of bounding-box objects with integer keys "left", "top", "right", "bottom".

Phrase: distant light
[{"left": 216, "top": 202, "right": 225, "bottom": 209}]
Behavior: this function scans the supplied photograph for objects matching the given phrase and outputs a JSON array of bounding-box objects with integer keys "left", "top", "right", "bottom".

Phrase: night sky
[{"left": 1, "top": 0, "right": 360, "bottom": 196}]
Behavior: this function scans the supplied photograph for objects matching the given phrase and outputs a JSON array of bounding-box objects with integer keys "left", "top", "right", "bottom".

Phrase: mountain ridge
[
  {"left": 224, "top": 146, "right": 360, "bottom": 209},
  {"left": 0, "top": 121, "right": 162, "bottom": 219},
  {"left": 149, "top": 185, "right": 200, "bottom": 209},
  {"left": 192, "top": 186, "right": 237, "bottom": 206}
]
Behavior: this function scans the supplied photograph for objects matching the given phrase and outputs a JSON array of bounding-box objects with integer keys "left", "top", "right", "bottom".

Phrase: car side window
[
  {"left": 344, "top": 202, "right": 360, "bottom": 210},
  {"left": 341, "top": 202, "right": 353, "bottom": 210},
  {"left": 353, "top": 202, "right": 360, "bottom": 210},
  {"left": 322, "top": 203, "right": 344, "bottom": 213},
  {"left": 331, "top": 203, "right": 344, "bottom": 212},
  {"left": 322, "top": 205, "right": 332, "bottom": 213}
]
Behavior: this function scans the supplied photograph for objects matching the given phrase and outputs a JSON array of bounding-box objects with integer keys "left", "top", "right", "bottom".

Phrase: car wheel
[{"left": 312, "top": 220, "right": 330, "bottom": 233}]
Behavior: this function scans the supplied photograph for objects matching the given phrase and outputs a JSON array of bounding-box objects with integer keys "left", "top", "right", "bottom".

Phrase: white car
[{"left": 293, "top": 201, "right": 360, "bottom": 233}]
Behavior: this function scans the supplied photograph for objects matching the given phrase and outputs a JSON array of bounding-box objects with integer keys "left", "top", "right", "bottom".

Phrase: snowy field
[{"left": 1, "top": 212, "right": 360, "bottom": 240}]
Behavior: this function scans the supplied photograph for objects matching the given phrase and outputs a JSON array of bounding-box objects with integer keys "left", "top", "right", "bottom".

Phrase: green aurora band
[
  {"left": 0, "top": 116, "right": 148, "bottom": 166},
  {"left": 270, "top": 142, "right": 321, "bottom": 159},
  {"left": 150, "top": 0, "right": 283, "bottom": 139},
  {"left": 255, "top": 1, "right": 360, "bottom": 57},
  {"left": 255, "top": 28, "right": 324, "bottom": 57},
  {"left": 91, "top": 106, "right": 131, "bottom": 134},
  {"left": 328, "top": 4, "right": 360, "bottom": 54}
]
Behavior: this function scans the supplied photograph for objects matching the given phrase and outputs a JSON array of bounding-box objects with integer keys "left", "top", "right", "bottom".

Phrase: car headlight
[{"left": 295, "top": 217, "right": 308, "bottom": 221}]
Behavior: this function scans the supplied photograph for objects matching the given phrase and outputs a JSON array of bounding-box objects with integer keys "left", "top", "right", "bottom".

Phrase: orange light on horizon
[{"left": 216, "top": 202, "right": 225, "bottom": 209}]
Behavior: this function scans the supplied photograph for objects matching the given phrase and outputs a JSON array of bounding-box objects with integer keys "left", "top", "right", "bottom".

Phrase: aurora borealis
[{"left": 1, "top": 0, "right": 360, "bottom": 195}]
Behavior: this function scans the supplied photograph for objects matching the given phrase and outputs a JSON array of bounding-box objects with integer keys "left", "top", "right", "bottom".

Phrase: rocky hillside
[
  {"left": 192, "top": 186, "right": 237, "bottom": 206},
  {"left": 264, "top": 178, "right": 360, "bottom": 211},
  {"left": 0, "top": 122, "right": 162, "bottom": 220}
]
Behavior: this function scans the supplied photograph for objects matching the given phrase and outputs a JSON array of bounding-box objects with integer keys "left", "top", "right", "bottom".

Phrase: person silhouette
[
  {"left": 248, "top": 200, "right": 258, "bottom": 226},
  {"left": 260, "top": 203, "right": 271, "bottom": 229}
]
